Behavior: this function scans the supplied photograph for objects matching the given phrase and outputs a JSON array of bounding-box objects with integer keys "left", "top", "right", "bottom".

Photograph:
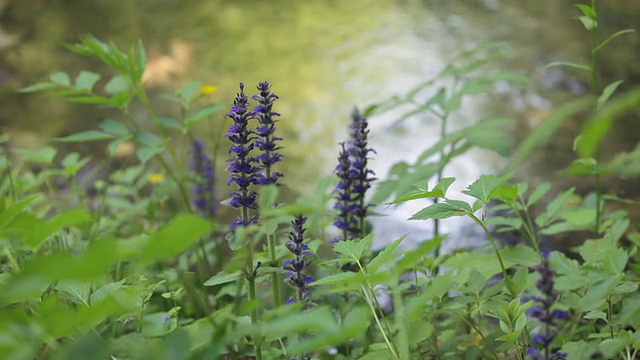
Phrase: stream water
[{"left": 1, "top": 0, "right": 638, "bottom": 250}]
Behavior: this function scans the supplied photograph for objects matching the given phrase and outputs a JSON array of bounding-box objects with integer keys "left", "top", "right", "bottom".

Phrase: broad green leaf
[
  {"left": 310, "top": 272, "right": 357, "bottom": 286},
  {"left": 57, "top": 280, "right": 91, "bottom": 306},
  {"left": 90, "top": 280, "right": 126, "bottom": 304},
  {"left": 157, "top": 117, "right": 183, "bottom": 131},
  {"left": 204, "top": 271, "right": 242, "bottom": 287},
  {"left": 136, "top": 146, "right": 163, "bottom": 163},
  {"left": 593, "top": 29, "right": 635, "bottom": 54},
  {"left": 134, "top": 131, "right": 162, "bottom": 147},
  {"left": 105, "top": 75, "right": 130, "bottom": 94},
  {"left": 410, "top": 201, "right": 471, "bottom": 220},
  {"left": 142, "top": 312, "right": 178, "bottom": 337},
  {"left": 176, "top": 80, "right": 201, "bottom": 102},
  {"left": 583, "top": 309, "right": 607, "bottom": 321},
  {"left": 50, "top": 71, "right": 71, "bottom": 86},
  {"left": 56, "top": 131, "right": 114, "bottom": 142},
  {"left": 108, "top": 91, "right": 133, "bottom": 109},
  {"left": 597, "top": 80, "right": 623, "bottom": 111},
  {"left": 74, "top": 70, "right": 101, "bottom": 91},
  {"left": 139, "top": 214, "right": 212, "bottom": 262},
  {"left": 579, "top": 275, "right": 622, "bottom": 311},
  {"left": 258, "top": 185, "right": 279, "bottom": 212},
  {"left": 463, "top": 172, "right": 514, "bottom": 203},
  {"left": 13, "top": 146, "right": 57, "bottom": 163},
  {"left": 98, "top": 118, "right": 129, "bottom": 136},
  {"left": 358, "top": 350, "right": 393, "bottom": 360},
  {"left": 354, "top": 233, "right": 373, "bottom": 260}
]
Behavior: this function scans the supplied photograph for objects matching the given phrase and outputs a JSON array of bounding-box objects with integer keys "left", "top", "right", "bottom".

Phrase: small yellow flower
[
  {"left": 200, "top": 85, "right": 218, "bottom": 95},
  {"left": 148, "top": 173, "right": 165, "bottom": 184}
]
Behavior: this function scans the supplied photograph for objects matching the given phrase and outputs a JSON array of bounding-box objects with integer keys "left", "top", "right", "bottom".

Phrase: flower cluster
[
  {"left": 189, "top": 139, "right": 215, "bottom": 217},
  {"left": 283, "top": 215, "right": 313, "bottom": 304},
  {"left": 226, "top": 83, "right": 260, "bottom": 229},
  {"left": 253, "top": 81, "right": 284, "bottom": 185},
  {"left": 332, "top": 108, "right": 376, "bottom": 241},
  {"left": 526, "top": 252, "right": 568, "bottom": 360}
]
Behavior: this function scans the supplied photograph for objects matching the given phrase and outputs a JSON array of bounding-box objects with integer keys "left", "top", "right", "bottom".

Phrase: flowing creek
[{"left": 1, "top": 0, "right": 638, "bottom": 250}]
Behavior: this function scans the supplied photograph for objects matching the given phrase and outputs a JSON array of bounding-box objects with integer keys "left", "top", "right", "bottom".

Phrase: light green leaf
[
  {"left": 134, "top": 131, "right": 162, "bottom": 147},
  {"left": 546, "top": 61, "right": 592, "bottom": 72},
  {"left": 98, "top": 118, "right": 129, "bottom": 136},
  {"left": 66, "top": 96, "right": 109, "bottom": 104},
  {"left": 50, "top": 71, "right": 71, "bottom": 86},
  {"left": 593, "top": 29, "right": 635, "bottom": 54},
  {"left": 577, "top": 16, "right": 597, "bottom": 31},
  {"left": 597, "top": 80, "right": 623, "bottom": 111},
  {"left": 311, "top": 272, "right": 357, "bottom": 286},
  {"left": 204, "top": 271, "right": 242, "bottom": 287},
  {"left": 184, "top": 103, "right": 228, "bottom": 130},
  {"left": 368, "top": 235, "right": 406, "bottom": 274},
  {"left": 56, "top": 131, "right": 114, "bottom": 142},
  {"left": 463, "top": 172, "right": 514, "bottom": 203},
  {"left": 527, "top": 182, "right": 551, "bottom": 208},
  {"left": 575, "top": 4, "right": 596, "bottom": 20},
  {"left": 139, "top": 213, "right": 212, "bottom": 262},
  {"left": 19, "top": 82, "right": 60, "bottom": 93},
  {"left": 74, "top": 71, "right": 101, "bottom": 91},
  {"left": 105, "top": 75, "right": 130, "bottom": 94},
  {"left": 410, "top": 201, "right": 471, "bottom": 220}
]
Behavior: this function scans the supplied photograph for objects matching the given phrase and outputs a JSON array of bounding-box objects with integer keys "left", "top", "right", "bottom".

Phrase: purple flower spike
[
  {"left": 225, "top": 83, "right": 260, "bottom": 224},
  {"left": 283, "top": 215, "right": 313, "bottom": 304},
  {"left": 189, "top": 139, "right": 216, "bottom": 217},
  {"left": 253, "top": 81, "right": 284, "bottom": 186}
]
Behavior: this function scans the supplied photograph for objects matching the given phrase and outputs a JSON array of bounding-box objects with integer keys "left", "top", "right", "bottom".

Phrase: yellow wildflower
[
  {"left": 148, "top": 173, "right": 165, "bottom": 184},
  {"left": 200, "top": 85, "right": 218, "bottom": 95}
]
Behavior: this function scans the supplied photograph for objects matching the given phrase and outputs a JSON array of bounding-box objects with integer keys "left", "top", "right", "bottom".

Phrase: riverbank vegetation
[{"left": 1, "top": 2, "right": 640, "bottom": 359}]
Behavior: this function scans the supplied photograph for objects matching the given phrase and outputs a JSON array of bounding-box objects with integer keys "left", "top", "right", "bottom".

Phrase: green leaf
[
  {"left": 546, "top": 61, "right": 592, "bottom": 72},
  {"left": 577, "top": 16, "right": 597, "bottom": 31},
  {"left": 142, "top": 312, "right": 178, "bottom": 337},
  {"left": 597, "top": 80, "right": 623, "bottom": 111},
  {"left": 184, "top": 103, "right": 228, "bottom": 130},
  {"left": 583, "top": 309, "right": 607, "bottom": 321},
  {"left": 66, "top": 96, "right": 109, "bottom": 104},
  {"left": 579, "top": 275, "right": 622, "bottom": 311},
  {"left": 577, "top": 89, "right": 640, "bottom": 158},
  {"left": 74, "top": 71, "right": 101, "bottom": 91},
  {"left": 157, "top": 117, "right": 183, "bottom": 131},
  {"left": 108, "top": 91, "right": 133, "bottom": 109},
  {"left": 90, "top": 280, "right": 126, "bottom": 304},
  {"left": 527, "top": 182, "right": 551, "bottom": 208},
  {"left": 368, "top": 235, "right": 406, "bottom": 274},
  {"left": 19, "top": 82, "right": 60, "bottom": 93},
  {"left": 134, "top": 131, "right": 162, "bottom": 147},
  {"left": 358, "top": 350, "right": 393, "bottom": 360},
  {"left": 310, "top": 272, "right": 357, "bottom": 286},
  {"left": 105, "top": 75, "right": 130, "bottom": 94},
  {"left": 176, "top": 80, "right": 201, "bottom": 102},
  {"left": 204, "top": 271, "right": 242, "bottom": 287},
  {"left": 575, "top": 4, "right": 596, "bottom": 20},
  {"left": 463, "top": 172, "right": 514, "bottom": 203},
  {"left": 593, "top": 29, "right": 635, "bottom": 54},
  {"left": 97, "top": 118, "right": 129, "bottom": 136},
  {"left": 410, "top": 201, "right": 471, "bottom": 220},
  {"left": 258, "top": 185, "right": 279, "bottom": 213},
  {"left": 50, "top": 71, "right": 71, "bottom": 86},
  {"left": 56, "top": 131, "right": 114, "bottom": 142},
  {"left": 507, "top": 98, "right": 591, "bottom": 170},
  {"left": 139, "top": 214, "right": 212, "bottom": 262}
]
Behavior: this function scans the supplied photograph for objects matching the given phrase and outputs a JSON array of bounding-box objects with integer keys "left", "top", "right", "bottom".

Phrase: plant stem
[
  {"left": 242, "top": 204, "right": 262, "bottom": 360},
  {"left": 590, "top": 0, "right": 602, "bottom": 234}
]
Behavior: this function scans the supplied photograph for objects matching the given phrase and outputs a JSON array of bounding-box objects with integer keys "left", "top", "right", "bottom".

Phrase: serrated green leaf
[
  {"left": 463, "top": 172, "right": 514, "bottom": 203},
  {"left": 56, "top": 131, "right": 114, "bottom": 142},
  {"left": 410, "top": 201, "right": 470, "bottom": 220}
]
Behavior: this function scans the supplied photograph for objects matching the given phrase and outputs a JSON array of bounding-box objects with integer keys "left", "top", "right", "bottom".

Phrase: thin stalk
[
  {"left": 590, "top": 0, "right": 602, "bottom": 234},
  {"left": 468, "top": 213, "right": 515, "bottom": 299},
  {"left": 242, "top": 204, "right": 262, "bottom": 360}
]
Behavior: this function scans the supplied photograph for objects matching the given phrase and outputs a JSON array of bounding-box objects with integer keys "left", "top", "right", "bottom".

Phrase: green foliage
[{"left": 2, "top": 2, "right": 639, "bottom": 359}]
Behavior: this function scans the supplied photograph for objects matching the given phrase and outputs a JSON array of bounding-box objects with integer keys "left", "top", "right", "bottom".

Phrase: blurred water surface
[{"left": 0, "top": 0, "right": 638, "bottom": 247}]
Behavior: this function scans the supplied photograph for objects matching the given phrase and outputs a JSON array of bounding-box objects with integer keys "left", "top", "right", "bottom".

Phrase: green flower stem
[
  {"left": 468, "top": 212, "right": 516, "bottom": 299},
  {"left": 589, "top": 0, "right": 602, "bottom": 234},
  {"left": 355, "top": 261, "right": 400, "bottom": 360},
  {"left": 134, "top": 83, "right": 193, "bottom": 212},
  {"left": 242, "top": 204, "right": 263, "bottom": 360},
  {"left": 264, "top": 168, "right": 281, "bottom": 306}
]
